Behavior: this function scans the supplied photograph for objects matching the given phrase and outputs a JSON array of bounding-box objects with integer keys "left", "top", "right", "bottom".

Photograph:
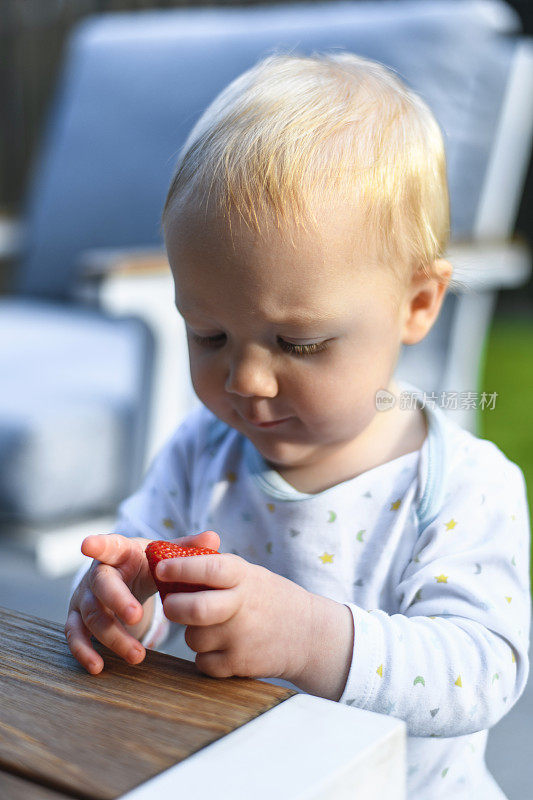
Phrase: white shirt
[{"left": 72, "top": 386, "right": 530, "bottom": 799}]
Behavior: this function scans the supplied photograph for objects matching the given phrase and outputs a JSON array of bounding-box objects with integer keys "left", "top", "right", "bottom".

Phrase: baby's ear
[
  {"left": 400, "top": 258, "right": 453, "bottom": 346},
  {"left": 432, "top": 258, "right": 453, "bottom": 285}
]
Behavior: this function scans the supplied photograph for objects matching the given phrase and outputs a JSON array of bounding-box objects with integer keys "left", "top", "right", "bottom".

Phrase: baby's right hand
[{"left": 65, "top": 530, "right": 220, "bottom": 675}]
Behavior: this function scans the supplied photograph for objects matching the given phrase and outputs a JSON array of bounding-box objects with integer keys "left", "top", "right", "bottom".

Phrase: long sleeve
[{"left": 339, "top": 447, "right": 531, "bottom": 738}]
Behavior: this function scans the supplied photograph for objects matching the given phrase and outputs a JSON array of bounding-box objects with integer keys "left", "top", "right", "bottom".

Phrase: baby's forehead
[
  {"left": 167, "top": 205, "right": 407, "bottom": 329},
  {"left": 166, "top": 194, "right": 408, "bottom": 282}
]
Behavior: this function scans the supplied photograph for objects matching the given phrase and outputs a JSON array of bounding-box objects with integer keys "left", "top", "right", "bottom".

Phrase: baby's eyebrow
[{"left": 267, "top": 312, "right": 338, "bottom": 327}]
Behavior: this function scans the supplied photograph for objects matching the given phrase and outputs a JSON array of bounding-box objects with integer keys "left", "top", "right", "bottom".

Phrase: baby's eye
[
  {"left": 277, "top": 338, "right": 329, "bottom": 357},
  {"left": 190, "top": 332, "right": 226, "bottom": 347}
]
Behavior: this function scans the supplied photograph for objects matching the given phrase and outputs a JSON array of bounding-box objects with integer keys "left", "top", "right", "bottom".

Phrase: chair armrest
[
  {"left": 78, "top": 246, "right": 169, "bottom": 280},
  {"left": 447, "top": 236, "right": 531, "bottom": 292},
  {"left": 77, "top": 237, "right": 532, "bottom": 292}
]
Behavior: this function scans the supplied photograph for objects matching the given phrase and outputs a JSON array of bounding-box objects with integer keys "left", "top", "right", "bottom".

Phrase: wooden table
[{"left": 0, "top": 606, "right": 406, "bottom": 800}]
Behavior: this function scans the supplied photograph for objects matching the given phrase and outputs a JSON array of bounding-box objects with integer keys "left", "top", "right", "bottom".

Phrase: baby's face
[{"left": 165, "top": 200, "right": 410, "bottom": 483}]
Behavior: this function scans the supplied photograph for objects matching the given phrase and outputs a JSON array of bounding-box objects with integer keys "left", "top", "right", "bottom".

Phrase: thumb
[{"left": 173, "top": 530, "right": 221, "bottom": 552}]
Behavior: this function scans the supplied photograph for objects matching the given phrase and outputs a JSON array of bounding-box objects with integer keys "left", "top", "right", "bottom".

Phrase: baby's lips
[{"left": 145, "top": 540, "right": 220, "bottom": 602}]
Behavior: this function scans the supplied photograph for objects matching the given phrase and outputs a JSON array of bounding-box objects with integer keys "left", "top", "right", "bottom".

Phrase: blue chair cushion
[
  {"left": 17, "top": 0, "right": 520, "bottom": 299},
  {"left": 0, "top": 299, "right": 153, "bottom": 523}
]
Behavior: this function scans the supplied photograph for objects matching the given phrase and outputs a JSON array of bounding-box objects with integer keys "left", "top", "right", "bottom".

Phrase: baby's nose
[{"left": 225, "top": 346, "right": 278, "bottom": 398}]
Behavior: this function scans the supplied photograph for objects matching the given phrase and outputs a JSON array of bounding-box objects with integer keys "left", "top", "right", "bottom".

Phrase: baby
[{"left": 66, "top": 53, "right": 530, "bottom": 798}]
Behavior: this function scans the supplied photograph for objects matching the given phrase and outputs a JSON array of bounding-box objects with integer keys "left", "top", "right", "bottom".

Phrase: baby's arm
[{"left": 331, "top": 457, "right": 530, "bottom": 738}]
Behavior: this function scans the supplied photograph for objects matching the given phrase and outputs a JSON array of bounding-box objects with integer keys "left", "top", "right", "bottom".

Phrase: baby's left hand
[{"left": 157, "top": 553, "right": 314, "bottom": 683}]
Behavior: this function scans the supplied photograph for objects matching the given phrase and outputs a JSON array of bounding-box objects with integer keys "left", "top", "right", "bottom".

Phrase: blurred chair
[{"left": 2, "top": 0, "right": 532, "bottom": 561}]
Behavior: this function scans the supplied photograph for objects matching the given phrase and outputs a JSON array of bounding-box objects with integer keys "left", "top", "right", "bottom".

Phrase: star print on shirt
[
  {"left": 319, "top": 552, "right": 334, "bottom": 564},
  {"left": 435, "top": 574, "right": 448, "bottom": 583},
  {"left": 390, "top": 499, "right": 402, "bottom": 511},
  {"left": 445, "top": 519, "right": 457, "bottom": 530}
]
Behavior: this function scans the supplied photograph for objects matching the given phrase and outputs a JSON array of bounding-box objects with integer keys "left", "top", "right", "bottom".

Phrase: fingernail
[
  {"left": 157, "top": 564, "right": 167, "bottom": 579},
  {"left": 129, "top": 646, "right": 143, "bottom": 662}
]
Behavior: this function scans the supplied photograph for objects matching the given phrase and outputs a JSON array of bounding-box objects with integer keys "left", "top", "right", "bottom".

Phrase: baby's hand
[
  {"left": 158, "top": 553, "right": 313, "bottom": 683},
  {"left": 65, "top": 530, "right": 220, "bottom": 675}
]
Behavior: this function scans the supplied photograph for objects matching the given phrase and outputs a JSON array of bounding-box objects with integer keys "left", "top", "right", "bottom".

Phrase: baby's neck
[{"left": 277, "top": 384, "right": 427, "bottom": 494}]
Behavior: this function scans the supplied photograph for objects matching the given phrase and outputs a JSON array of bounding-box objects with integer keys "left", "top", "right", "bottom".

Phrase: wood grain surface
[
  {"left": 0, "top": 771, "right": 69, "bottom": 800},
  {"left": 0, "top": 606, "right": 295, "bottom": 800}
]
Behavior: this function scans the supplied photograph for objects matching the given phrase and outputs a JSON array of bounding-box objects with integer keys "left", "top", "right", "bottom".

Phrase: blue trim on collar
[
  {"left": 395, "top": 379, "right": 451, "bottom": 532},
  {"left": 416, "top": 401, "right": 450, "bottom": 531}
]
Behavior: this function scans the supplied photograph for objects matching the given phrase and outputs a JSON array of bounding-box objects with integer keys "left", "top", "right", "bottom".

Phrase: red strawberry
[{"left": 145, "top": 540, "right": 220, "bottom": 601}]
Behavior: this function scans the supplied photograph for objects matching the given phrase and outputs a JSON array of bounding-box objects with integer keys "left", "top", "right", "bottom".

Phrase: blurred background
[{"left": 0, "top": 0, "right": 532, "bottom": 796}]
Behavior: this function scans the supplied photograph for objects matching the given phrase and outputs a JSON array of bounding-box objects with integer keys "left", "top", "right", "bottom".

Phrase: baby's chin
[{"left": 249, "top": 434, "right": 326, "bottom": 471}]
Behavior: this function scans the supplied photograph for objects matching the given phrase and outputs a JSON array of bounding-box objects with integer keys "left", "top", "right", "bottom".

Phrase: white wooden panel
[{"left": 119, "top": 693, "right": 406, "bottom": 800}]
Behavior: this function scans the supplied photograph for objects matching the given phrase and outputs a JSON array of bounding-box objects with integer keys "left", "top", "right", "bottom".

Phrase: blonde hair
[{"left": 163, "top": 52, "right": 451, "bottom": 283}]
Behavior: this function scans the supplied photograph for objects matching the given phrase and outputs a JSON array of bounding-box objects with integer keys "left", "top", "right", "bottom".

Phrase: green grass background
[{"left": 478, "top": 314, "right": 533, "bottom": 586}]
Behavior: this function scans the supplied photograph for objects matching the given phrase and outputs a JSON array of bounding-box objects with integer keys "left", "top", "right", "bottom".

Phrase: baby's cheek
[
  {"left": 190, "top": 363, "right": 220, "bottom": 402},
  {"left": 311, "top": 387, "right": 375, "bottom": 434}
]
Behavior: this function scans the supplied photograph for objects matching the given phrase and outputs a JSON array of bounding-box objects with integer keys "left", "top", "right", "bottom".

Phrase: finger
[
  {"left": 81, "top": 534, "right": 137, "bottom": 568},
  {"left": 90, "top": 562, "right": 143, "bottom": 626},
  {"left": 65, "top": 609, "right": 104, "bottom": 675},
  {"left": 185, "top": 621, "right": 227, "bottom": 654},
  {"left": 156, "top": 552, "right": 241, "bottom": 588},
  {"left": 163, "top": 586, "right": 240, "bottom": 626},
  {"left": 176, "top": 530, "right": 221, "bottom": 552},
  {"left": 79, "top": 594, "right": 146, "bottom": 666},
  {"left": 195, "top": 650, "right": 234, "bottom": 679}
]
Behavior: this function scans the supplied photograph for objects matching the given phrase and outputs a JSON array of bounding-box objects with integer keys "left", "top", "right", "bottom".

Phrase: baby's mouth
[{"left": 244, "top": 416, "right": 292, "bottom": 428}]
